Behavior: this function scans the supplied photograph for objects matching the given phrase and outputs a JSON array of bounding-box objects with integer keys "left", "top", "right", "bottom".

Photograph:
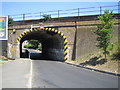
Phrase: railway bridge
[{"left": 7, "top": 14, "right": 119, "bottom": 61}]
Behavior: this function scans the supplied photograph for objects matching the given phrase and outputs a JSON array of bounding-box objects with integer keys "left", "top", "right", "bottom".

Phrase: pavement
[
  {"left": 0, "top": 63, "right": 2, "bottom": 90},
  {"left": 1, "top": 59, "right": 31, "bottom": 88}
]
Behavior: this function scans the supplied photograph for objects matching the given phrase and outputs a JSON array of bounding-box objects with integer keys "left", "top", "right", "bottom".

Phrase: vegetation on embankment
[{"left": 73, "top": 41, "right": 120, "bottom": 74}]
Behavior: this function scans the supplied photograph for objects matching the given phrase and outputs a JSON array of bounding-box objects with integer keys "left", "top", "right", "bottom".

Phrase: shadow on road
[
  {"left": 79, "top": 56, "right": 107, "bottom": 66},
  {"left": 29, "top": 53, "right": 64, "bottom": 62},
  {"left": 21, "top": 49, "right": 65, "bottom": 62}
]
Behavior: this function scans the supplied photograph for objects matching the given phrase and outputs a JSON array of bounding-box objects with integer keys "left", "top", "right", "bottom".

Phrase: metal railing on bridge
[{"left": 8, "top": 4, "right": 120, "bottom": 21}]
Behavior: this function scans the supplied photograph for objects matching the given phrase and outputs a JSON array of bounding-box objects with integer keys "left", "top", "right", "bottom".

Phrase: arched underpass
[{"left": 16, "top": 27, "right": 68, "bottom": 62}]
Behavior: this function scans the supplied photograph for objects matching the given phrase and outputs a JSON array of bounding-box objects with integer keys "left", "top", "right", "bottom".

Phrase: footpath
[{"left": 0, "top": 59, "right": 31, "bottom": 88}]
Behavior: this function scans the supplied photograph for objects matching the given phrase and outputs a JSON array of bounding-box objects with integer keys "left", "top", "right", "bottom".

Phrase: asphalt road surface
[
  {"left": 32, "top": 60, "right": 119, "bottom": 88},
  {"left": 26, "top": 49, "right": 42, "bottom": 59}
]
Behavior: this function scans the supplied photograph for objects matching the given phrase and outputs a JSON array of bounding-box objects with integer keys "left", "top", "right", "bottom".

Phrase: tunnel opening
[
  {"left": 21, "top": 40, "right": 42, "bottom": 59},
  {"left": 17, "top": 28, "right": 67, "bottom": 61}
]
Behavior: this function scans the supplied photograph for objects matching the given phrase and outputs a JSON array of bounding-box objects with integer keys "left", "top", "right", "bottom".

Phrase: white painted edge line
[{"left": 27, "top": 60, "right": 32, "bottom": 88}]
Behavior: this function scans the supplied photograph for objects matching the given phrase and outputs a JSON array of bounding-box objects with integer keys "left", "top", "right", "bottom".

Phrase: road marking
[{"left": 27, "top": 60, "right": 32, "bottom": 88}]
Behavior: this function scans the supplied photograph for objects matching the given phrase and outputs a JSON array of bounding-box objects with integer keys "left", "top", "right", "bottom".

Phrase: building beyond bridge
[{"left": 7, "top": 14, "right": 119, "bottom": 61}]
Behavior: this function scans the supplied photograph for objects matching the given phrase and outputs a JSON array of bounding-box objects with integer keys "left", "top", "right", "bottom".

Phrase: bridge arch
[{"left": 16, "top": 27, "right": 68, "bottom": 61}]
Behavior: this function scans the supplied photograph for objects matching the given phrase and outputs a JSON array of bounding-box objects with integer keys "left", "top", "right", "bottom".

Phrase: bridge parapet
[{"left": 8, "top": 14, "right": 119, "bottom": 30}]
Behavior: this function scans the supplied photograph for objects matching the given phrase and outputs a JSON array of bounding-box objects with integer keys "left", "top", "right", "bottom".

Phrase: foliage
[
  {"left": 8, "top": 17, "right": 13, "bottom": 25},
  {"left": 28, "top": 40, "right": 40, "bottom": 49},
  {"left": 111, "top": 41, "right": 120, "bottom": 60},
  {"left": 93, "top": 10, "right": 115, "bottom": 60},
  {"left": 24, "top": 44, "right": 33, "bottom": 48},
  {"left": 24, "top": 40, "right": 42, "bottom": 50},
  {"left": 42, "top": 14, "right": 51, "bottom": 20}
]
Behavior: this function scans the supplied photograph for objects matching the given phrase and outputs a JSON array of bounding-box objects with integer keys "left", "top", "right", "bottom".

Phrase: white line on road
[{"left": 27, "top": 60, "right": 33, "bottom": 88}]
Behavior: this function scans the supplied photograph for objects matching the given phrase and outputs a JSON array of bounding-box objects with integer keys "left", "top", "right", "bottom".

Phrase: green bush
[
  {"left": 29, "top": 40, "right": 40, "bottom": 49},
  {"left": 24, "top": 44, "right": 33, "bottom": 48},
  {"left": 43, "top": 14, "right": 51, "bottom": 20}
]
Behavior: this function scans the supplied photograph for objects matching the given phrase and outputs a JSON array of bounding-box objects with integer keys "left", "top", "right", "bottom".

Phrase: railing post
[
  {"left": 40, "top": 12, "right": 41, "bottom": 19},
  {"left": 58, "top": 10, "right": 60, "bottom": 18},
  {"left": 8, "top": 15, "right": 10, "bottom": 26},
  {"left": 100, "top": 6, "right": 102, "bottom": 15},
  {"left": 8, "top": 15, "right": 10, "bottom": 19},
  {"left": 23, "top": 14, "right": 25, "bottom": 20},
  {"left": 118, "top": 2, "right": 120, "bottom": 13},
  {"left": 78, "top": 8, "right": 80, "bottom": 16}
]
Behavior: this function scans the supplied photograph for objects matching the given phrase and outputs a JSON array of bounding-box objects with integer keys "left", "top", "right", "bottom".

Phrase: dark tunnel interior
[{"left": 20, "top": 30, "right": 64, "bottom": 61}]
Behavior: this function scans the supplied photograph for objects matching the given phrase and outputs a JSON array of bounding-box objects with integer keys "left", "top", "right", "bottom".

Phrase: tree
[
  {"left": 24, "top": 44, "right": 33, "bottom": 48},
  {"left": 29, "top": 40, "right": 40, "bottom": 49},
  {"left": 24, "top": 40, "right": 42, "bottom": 50},
  {"left": 93, "top": 10, "right": 115, "bottom": 60},
  {"left": 42, "top": 14, "right": 51, "bottom": 20},
  {"left": 8, "top": 17, "right": 13, "bottom": 25}
]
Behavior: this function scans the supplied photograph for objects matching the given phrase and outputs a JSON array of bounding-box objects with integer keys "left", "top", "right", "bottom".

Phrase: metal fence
[{"left": 8, "top": 4, "right": 120, "bottom": 21}]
